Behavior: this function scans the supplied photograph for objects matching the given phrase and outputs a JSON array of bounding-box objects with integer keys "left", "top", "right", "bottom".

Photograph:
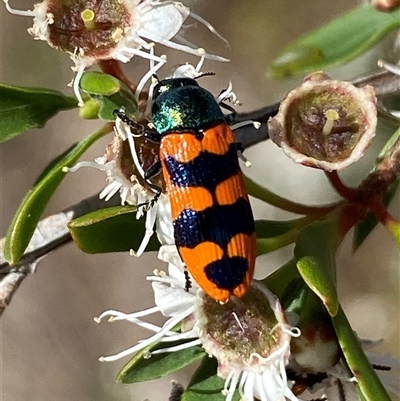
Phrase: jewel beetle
[{"left": 116, "top": 77, "right": 256, "bottom": 303}]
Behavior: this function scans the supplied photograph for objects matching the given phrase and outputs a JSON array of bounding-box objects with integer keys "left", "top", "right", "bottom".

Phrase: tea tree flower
[
  {"left": 67, "top": 114, "right": 174, "bottom": 254},
  {"left": 4, "top": 0, "right": 228, "bottom": 104},
  {"left": 97, "top": 247, "right": 301, "bottom": 401},
  {"left": 196, "top": 283, "right": 301, "bottom": 401},
  {"left": 96, "top": 244, "right": 201, "bottom": 362},
  {"left": 268, "top": 72, "right": 377, "bottom": 171}
]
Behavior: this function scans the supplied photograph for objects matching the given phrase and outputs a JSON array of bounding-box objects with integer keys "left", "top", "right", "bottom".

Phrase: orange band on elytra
[
  {"left": 168, "top": 186, "right": 213, "bottom": 220},
  {"left": 215, "top": 173, "right": 248, "bottom": 206},
  {"left": 180, "top": 240, "right": 229, "bottom": 303},
  {"left": 179, "top": 241, "right": 224, "bottom": 273},
  {"left": 201, "top": 124, "right": 233, "bottom": 155},
  {"left": 160, "top": 133, "right": 202, "bottom": 163}
]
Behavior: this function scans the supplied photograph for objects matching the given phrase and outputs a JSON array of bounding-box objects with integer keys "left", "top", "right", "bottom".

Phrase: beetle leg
[
  {"left": 137, "top": 161, "right": 163, "bottom": 209},
  {"left": 184, "top": 270, "right": 192, "bottom": 292},
  {"left": 143, "top": 130, "right": 162, "bottom": 144},
  {"left": 219, "top": 101, "right": 236, "bottom": 124},
  {"left": 113, "top": 109, "right": 145, "bottom": 132}
]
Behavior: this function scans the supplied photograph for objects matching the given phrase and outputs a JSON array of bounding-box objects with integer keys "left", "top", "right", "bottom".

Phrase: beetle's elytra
[{"left": 117, "top": 77, "right": 256, "bottom": 302}]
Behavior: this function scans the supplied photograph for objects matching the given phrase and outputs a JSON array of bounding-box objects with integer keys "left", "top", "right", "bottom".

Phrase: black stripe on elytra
[
  {"left": 204, "top": 256, "right": 248, "bottom": 290},
  {"left": 174, "top": 198, "right": 255, "bottom": 250},
  {"left": 163, "top": 142, "right": 239, "bottom": 193}
]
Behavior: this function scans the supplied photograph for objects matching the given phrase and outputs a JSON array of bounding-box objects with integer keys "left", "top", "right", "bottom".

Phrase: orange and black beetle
[{"left": 116, "top": 77, "right": 256, "bottom": 303}]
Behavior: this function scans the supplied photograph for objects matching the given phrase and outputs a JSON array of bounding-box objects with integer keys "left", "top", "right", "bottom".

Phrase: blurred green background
[{"left": 1, "top": 0, "right": 399, "bottom": 400}]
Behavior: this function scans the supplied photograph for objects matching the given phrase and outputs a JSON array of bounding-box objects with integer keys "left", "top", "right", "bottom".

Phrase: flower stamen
[
  {"left": 80, "top": 9, "right": 96, "bottom": 30},
  {"left": 99, "top": 305, "right": 194, "bottom": 362},
  {"left": 322, "top": 108, "right": 339, "bottom": 136}
]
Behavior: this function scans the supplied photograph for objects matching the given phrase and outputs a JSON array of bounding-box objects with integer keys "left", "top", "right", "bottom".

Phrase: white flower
[
  {"left": 4, "top": 0, "right": 228, "bottom": 105},
  {"left": 96, "top": 244, "right": 302, "bottom": 401},
  {"left": 292, "top": 339, "right": 400, "bottom": 400},
  {"left": 66, "top": 114, "right": 174, "bottom": 254},
  {"left": 96, "top": 244, "right": 201, "bottom": 362}
]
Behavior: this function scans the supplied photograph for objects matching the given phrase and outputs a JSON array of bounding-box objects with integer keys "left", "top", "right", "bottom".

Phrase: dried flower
[
  {"left": 268, "top": 72, "right": 377, "bottom": 171},
  {"left": 4, "top": 0, "right": 228, "bottom": 104},
  {"left": 96, "top": 247, "right": 302, "bottom": 401},
  {"left": 196, "top": 283, "right": 301, "bottom": 401}
]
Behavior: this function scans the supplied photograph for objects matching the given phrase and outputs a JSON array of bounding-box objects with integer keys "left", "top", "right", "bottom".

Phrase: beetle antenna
[
  {"left": 152, "top": 74, "right": 161, "bottom": 84},
  {"left": 194, "top": 72, "right": 216, "bottom": 80}
]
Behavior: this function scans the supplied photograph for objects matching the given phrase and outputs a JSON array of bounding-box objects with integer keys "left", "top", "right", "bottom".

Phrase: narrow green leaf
[
  {"left": 183, "top": 357, "right": 240, "bottom": 401},
  {"left": 294, "top": 221, "right": 340, "bottom": 316},
  {"left": 375, "top": 126, "right": 400, "bottom": 165},
  {"left": 263, "top": 259, "right": 300, "bottom": 298},
  {"left": 280, "top": 277, "right": 309, "bottom": 315},
  {"left": 332, "top": 305, "right": 392, "bottom": 401},
  {"left": 256, "top": 218, "right": 308, "bottom": 237},
  {"left": 353, "top": 179, "right": 399, "bottom": 251},
  {"left": 4, "top": 125, "right": 111, "bottom": 265},
  {"left": 255, "top": 217, "right": 314, "bottom": 255},
  {"left": 245, "top": 176, "right": 336, "bottom": 215},
  {"left": 0, "top": 83, "right": 77, "bottom": 142},
  {"left": 269, "top": 5, "right": 400, "bottom": 78},
  {"left": 79, "top": 72, "right": 137, "bottom": 121},
  {"left": 68, "top": 205, "right": 160, "bottom": 253},
  {"left": 118, "top": 341, "right": 205, "bottom": 383}
]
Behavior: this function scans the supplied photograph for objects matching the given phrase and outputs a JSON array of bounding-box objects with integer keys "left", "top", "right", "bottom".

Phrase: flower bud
[
  {"left": 268, "top": 72, "right": 377, "bottom": 171},
  {"left": 290, "top": 320, "right": 341, "bottom": 374}
]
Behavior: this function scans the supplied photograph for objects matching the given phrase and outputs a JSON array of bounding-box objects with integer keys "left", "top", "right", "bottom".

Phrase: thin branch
[
  {"left": 352, "top": 69, "right": 400, "bottom": 97},
  {"left": 0, "top": 194, "right": 121, "bottom": 315},
  {"left": 234, "top": 103, "right": 280, "bottom": 147}
]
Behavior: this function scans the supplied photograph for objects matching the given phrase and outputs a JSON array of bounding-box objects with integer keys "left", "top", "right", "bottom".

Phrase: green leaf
[
  {"left": 375, "top": 126, "right": 400, "bottom": 165},
  {"left": 68, "top": 205, "right": 160, "bottom": 253},
  {"left": 244, "top": 176, "right": 336, "bottom": 215},
  {"left": 118, "top": 341, "right": 205, "bottom": 384},
  {"left": 80, "top": 72, "right": 122, "bottom": 96},
  {"left": 353, "top": 179, "right": 399, "bottom": 251},
  {"left": 269, "top": 5, "right": 400, "bottom": 78},
  {"left": 332, "top": 305, "right": 392, "bottom": 401},
  {"left": 294, "top": 221, "right": 340, "bottom": 316},
  {"left": 183, "top": 357, "right": 240, "bottom": 401},
  {"left": 0, "top": 83, "right": 77, "bottom": 143},
  {"left": 79, "top": 72, "right": 137, "bottom": 121},
  {"left": 3, "top": 125, "right": 111, "bottom": 265},
  {"left": 263, "top": 259, "right": 300, "bottom": 298},
  {"left": 280, "top": 277, "right": 309, "bottom": 314},
  {"left": 255, "top": 217, "right": 314, "bottom": 255}
]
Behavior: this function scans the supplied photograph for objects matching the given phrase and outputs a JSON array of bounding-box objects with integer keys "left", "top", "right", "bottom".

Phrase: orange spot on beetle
[
  {"left": 168, "top": 186, "right": 213, "bottom": 220},
  {"left": 202, "top": 124, "right": 233, "bottom": 155},
  {"left": 160, "top": 133, "right": 202, "bottom": 163},
  {"left": 215, "top": 173, "right": 248, "bottom": 206}
]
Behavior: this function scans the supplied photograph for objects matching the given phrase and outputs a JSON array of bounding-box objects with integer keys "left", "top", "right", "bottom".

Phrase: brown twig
[{"left": 0, "top": 194, "right": 121, "bottom": 316}]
